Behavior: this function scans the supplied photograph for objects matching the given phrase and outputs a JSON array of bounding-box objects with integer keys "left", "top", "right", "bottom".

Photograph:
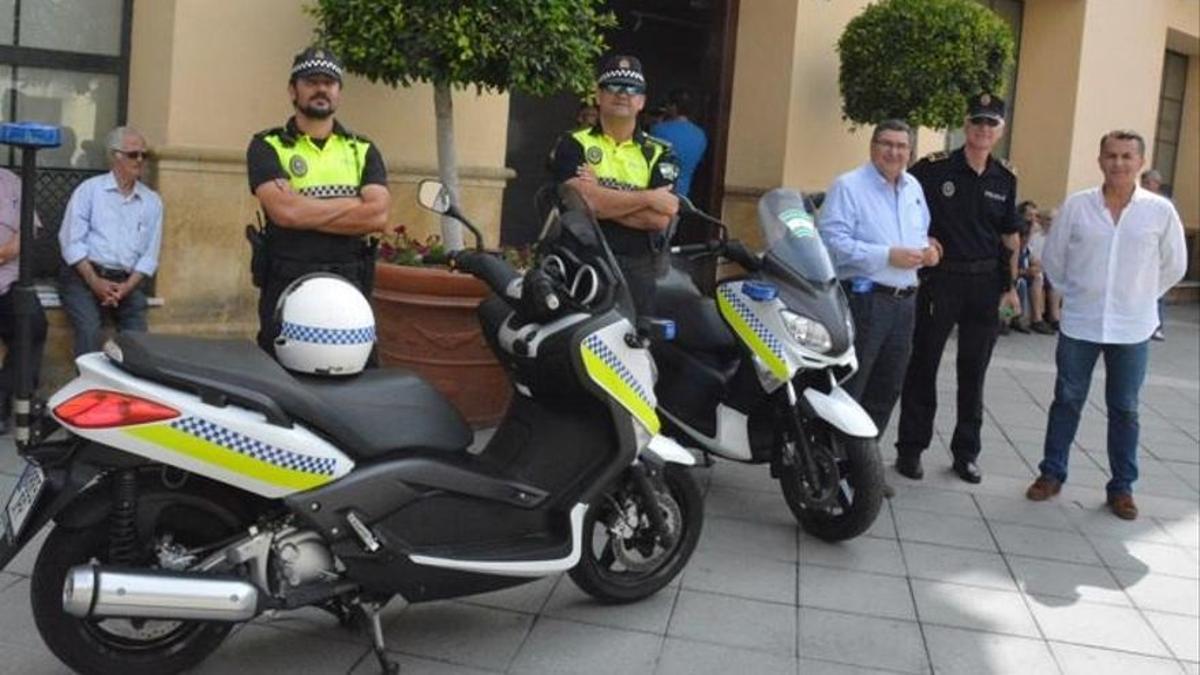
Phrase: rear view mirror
[{"left": 417, "top": 180, "right": 451, "bottom": 214}]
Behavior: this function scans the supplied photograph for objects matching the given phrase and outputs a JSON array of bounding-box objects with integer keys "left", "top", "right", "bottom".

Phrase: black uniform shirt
[
  {"left": 246, "top": 117, "right": 387, "bottom": 262},
  {"left": 548, "top": 126, "right": 677, "bottom": 256},
  {"left": 909, "top": 148, "right": 1018, "bottom": 263}
]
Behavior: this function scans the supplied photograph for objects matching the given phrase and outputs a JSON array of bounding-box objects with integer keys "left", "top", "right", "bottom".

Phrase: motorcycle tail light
[{"left": 54, "top": 390, "right": 180, "bottom": 428}]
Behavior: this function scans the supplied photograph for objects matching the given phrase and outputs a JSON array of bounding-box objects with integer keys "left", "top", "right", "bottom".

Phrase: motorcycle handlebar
[
  {"left": 451, "top": 250, "right": 521, "bottom": 299},
  {"left": 451, "top": 250, "right": 562, "bottom": 320}
]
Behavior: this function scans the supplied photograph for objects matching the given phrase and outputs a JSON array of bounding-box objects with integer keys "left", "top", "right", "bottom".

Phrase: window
[
  {"left": 945, "top": 0, "right": 1023, "bottom": 159},
  {"left": 0, "top": 0, "right": 132, "bottom": 277},
  {"left": 1152, "top": 50, "right": 1187, "bottom": 196}
]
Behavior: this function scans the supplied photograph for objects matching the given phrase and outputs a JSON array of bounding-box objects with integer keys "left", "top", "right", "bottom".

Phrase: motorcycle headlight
[{"left": 780, "top": 310, "right": 832, "bottom": 353}]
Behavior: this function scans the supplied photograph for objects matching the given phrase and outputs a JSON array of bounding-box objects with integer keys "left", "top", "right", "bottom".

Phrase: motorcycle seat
[
  {"left": 655, "top": 265, "right": 738, "bottom": 353},
  {"left": 111, "top": 333, "right": 472, "bottom": 459}
]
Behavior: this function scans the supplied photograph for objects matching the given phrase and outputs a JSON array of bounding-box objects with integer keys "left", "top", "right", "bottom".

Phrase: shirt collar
[
  {"left": 866, "top": 162, "right": 914, "bottom": 190},
  {"left": 588, "top": 123, "right": 644, "bottom": 147},
  {"left": 284, "top": 116, "right": 351, "bottom": 144},
  {"left": 102, "top": 171, "right": 145, "bottom": 198}
]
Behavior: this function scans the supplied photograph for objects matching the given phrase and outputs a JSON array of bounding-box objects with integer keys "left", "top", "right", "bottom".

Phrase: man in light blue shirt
[
  {"left": 58, "top": 126, "right": 163, "bottom": 356},
  {"left": 819, "top": 119, "right": 938, "bottom": 493}
]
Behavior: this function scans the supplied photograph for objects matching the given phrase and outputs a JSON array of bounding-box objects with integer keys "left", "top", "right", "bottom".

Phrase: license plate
[{"left": 3, "top": 463, "right": 46, "bottom": 541}]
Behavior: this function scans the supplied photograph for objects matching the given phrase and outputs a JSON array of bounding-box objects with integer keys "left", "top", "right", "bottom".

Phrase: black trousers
[
  {"left": 0, "top": 287, "right": 48, "bottom": 404},
  {"left": 896, "top": 270, "right": 1000, "bottom": 463},
  {"left": 843, "top": 289, "right": 916, "bottom": 436},
  {"left": 614, "top": 252, "right": 659, "bottom": 320}
]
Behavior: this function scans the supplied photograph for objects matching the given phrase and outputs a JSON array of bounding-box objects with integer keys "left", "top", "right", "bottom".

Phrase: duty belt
[{"left": 937, "top": 259, "right": 997, "bottom": 275}]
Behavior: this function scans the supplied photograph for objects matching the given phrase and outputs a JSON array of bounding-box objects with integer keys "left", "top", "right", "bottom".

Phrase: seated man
[
  {"left": 58, "top": 126, "right": 163, "bottom": 356},
  {"left": 0, "top": 168, "right": 48, "bottom": 435}
]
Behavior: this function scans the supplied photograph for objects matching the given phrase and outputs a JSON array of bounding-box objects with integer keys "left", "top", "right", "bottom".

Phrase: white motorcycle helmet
[{"left": 274, "top": 273, "right": 375, "bottom": 376}]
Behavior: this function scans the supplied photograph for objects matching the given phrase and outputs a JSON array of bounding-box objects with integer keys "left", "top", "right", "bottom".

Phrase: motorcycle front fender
[
  {"left": 801, "top": 386, "right": 878, "bottom": 439},
  {"left": 641, "top": 434, "right": 697, "bottom": 466}
]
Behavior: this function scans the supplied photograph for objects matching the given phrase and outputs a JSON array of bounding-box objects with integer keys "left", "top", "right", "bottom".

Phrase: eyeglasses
[
  {"left": 872, "top": 140, "right": 910, "bottom": 152},
  {"left": 969, "top": 116, "right": 1001, "bottom": 128},
  {"left": 600, "top": 83, "right": 645, "bottom": 96},
  {"left": 114, "top": 149, "right": 149, "bottom": 161}
]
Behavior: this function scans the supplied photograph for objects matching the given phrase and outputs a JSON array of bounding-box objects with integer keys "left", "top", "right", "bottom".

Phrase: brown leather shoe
[
  {"left": 1026, "top": 476, "right": 1062, "bottom": 501},
  {"left": 1107, "top": 493, "right": 1138, "bottom": 520}
]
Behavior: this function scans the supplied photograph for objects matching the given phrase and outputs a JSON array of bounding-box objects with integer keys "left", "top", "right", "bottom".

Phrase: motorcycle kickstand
[{"left": 359, "top": 602, "right": 399, "bottom": 675}]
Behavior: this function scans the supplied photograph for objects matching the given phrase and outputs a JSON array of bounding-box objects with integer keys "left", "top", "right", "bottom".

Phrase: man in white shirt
[{"left": 1025, "top": 130, "right": 1187, "bottom": 520}]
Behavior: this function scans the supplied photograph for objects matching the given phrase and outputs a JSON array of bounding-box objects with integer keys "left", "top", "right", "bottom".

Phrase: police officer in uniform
[
  {"left": 246, "top": 47, "right": 391, "bottom": 354},
  {"left": 894, "top": 93, "right": 1021, "bottom": 484},
  {"left": 548, "top": 55, "right": 680, "bottom": 317}
]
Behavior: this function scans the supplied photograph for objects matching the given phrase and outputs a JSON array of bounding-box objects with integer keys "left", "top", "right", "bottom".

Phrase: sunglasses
[
  {"left": 601, "top": 83, "right": 645, "bottom": 96},
  {"left": 969, "top": 116, "right": 1001, "bottom": 128},
  {"left": 114, "top": 149, "right": 150, "bottom": 161}
]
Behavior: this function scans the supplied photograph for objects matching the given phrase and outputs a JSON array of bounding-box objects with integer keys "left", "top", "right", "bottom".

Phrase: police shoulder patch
[
  {"left": 658, "top": 161, "right": 680, "bottom": 182},
  {"left": 924, "top": 150, "right": 950, "bottom": 163},
  {"left": 585, "top": 146, "right": 603, "bottom": 164},
  {"left": 995, "top": 156, "right": 1018, "bottom": 177},
  {"left": 643, "top": 133, "right": 673, "bottom": 151}
]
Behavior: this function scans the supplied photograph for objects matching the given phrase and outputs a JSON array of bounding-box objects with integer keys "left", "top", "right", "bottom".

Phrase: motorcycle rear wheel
[
  {"left": 31, "top": 478, "right": 247, "bottom": 675},
  {"left": 569, "top": 465, "right": 703, "bottom": 603},
  {"left": 779, "top": 427, "right": 883, "bottom": 542}
]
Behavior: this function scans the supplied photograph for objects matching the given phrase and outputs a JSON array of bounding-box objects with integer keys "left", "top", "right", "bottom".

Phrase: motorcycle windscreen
[{"left": 755, "top": 188, "right": 836, "bottom": 286}]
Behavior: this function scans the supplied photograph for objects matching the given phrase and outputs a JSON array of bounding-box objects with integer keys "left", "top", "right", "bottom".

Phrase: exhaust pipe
[{"left": 63, "top": 565, "right": 259, "bottom": 622}]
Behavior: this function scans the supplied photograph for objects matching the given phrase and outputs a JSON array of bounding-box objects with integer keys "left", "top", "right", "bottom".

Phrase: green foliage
[
  {"left": 307, "top": 0, "right": 615, "bottom": 96},
  {"left": 837, "top": 0, "right": 1014, "bottom": 129}
]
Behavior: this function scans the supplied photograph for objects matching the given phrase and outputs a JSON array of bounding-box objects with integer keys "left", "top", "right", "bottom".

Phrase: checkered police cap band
[
  {"left": 280, "top": 321, "right": 376, "bottom": 345},
  {"left": 598, "top": 68, "right": 645, "bottom": 85},
  {"left": 291, "top": 58, "right": 343, "bottom": 80}
]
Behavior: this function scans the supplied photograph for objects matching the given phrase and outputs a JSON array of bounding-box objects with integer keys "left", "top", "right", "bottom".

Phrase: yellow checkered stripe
[
  {"left": 125, "top": 421, "right": 335, "bottom": 492},
  {"left": 580, "top": 336, "right": 660, "bottom": 434},
  {"left": 717, "top": 285, "right": 790, "bottom": 381}
]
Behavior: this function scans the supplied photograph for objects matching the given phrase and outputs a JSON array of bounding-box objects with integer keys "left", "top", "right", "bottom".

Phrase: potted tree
[
  {"left": 837, "top": 0, "right": 1014, "bottom": 136},
  {"left": 309, "top": 0, "right": 613, "bottom": 427}
]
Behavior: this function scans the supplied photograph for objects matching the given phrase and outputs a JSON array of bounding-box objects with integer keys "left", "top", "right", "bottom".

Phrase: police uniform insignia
[
  {"left": 289, "top": 154, "right": 308, "bottom": 177},
  {"left": 980, "top": 93, "right": 991, "bottom": 106},
  {"left": 585, "top": 146, "right": 603, "bottom": 164},
  {"left": 659, "top": 162, "right": 679, "bottom": 182},
  {"left": 618, "top": 58, "right": 630, "bottom": 69},
  {"left": 941, "top": 180, "right": 956, "bottom": 197}
]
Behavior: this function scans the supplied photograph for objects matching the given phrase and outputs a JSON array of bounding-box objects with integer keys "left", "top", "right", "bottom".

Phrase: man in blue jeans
[{"left": 1025, "top": 130, "right": 1186, "bottom": 520}]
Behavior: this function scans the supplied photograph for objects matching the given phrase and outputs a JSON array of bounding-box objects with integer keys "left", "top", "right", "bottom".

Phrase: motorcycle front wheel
[
  {"left": 569, "top": 464, "right": 703, "bottom": 604},
  {"left": 779, "top": 425, "right": 883, "bottom": 542}
]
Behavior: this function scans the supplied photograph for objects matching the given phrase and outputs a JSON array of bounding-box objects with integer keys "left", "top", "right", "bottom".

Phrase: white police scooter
[
  {"left": 651, "top": 188, "right": 884, "bottom": 541},
  {"left": 0, "top": 120, "right": 702, "bottom": 675}
]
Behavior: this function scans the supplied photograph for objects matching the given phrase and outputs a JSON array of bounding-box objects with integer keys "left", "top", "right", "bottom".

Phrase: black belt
[
  {"left": 937, "top": 259, "right": 998, "bottom": 274},
  {"left": 841, "top": 280, "right": 917, "bottom": 298},
  {"left": 91, "top": 263, "right": 131, "bottom": 282}
]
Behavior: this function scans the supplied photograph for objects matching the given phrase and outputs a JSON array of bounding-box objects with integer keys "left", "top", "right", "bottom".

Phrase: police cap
[
  {"left": 291, "top": 47, "right": 343, "bottom": 83},
  {"left": 596, "top": 54, "right": 646, "bottom": 88},
  {"left": 967, "top": 92, "right": 1006, "bottom": 122}
]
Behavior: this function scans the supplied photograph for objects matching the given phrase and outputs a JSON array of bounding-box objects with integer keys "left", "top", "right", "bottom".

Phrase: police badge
[
  {"left": 289, "top": 154, "right": 308, "bottom": 177},
  {"left": 659, "top": 162, "right": 679, "bottom": 182},
  {"left": 941, "top": 180, "right": 955, "bottom": 197},
  {"left": 585, "top": 146, "right": 603, "bottom": 164}
]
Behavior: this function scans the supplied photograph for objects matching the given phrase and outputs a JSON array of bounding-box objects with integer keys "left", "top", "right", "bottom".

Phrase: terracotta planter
[{"left": 372, "top": 263, "right": 511, "bottom": 428}]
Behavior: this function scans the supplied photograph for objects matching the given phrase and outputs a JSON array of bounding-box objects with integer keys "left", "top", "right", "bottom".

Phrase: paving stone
[
  {"left": 349, "top": 652, "right": 500, "bottom": 674},
  {"left": 797, "top": 607, "right": 927, "bottom": 674},
  {"left": 703, "top": 484, "right": 797, "bottom": 527},
  {"left": 1143, "top": 610, "right": 1200, "bottom": 662},
  {"left": 901, "top": 541, "right": 1018, "bottom": 591},
  {"left": 798, "top": 565, "right": 916, "bottom": 621},
  {"left": 655, "top": 637, "right": 795, "bottom": 675},
  {"left": 1007, "top": 555, "right": 1129, "bottom": 607},
  {"left": 893, "top": 509, "right": 997, "bottom": 552},
  {"left": 1048, "top": 641, "right": 1185, "bottom": 675},
  {"left": 1065, "top": 505, "right": 1178, "bottom": 544},
  {"left": 1089, "top": 536, "right": 1200, "bottom": 579},
  {"left": 380, "top": 601, "right": 533, "bottom": 670},
  {"left": 459, "top": 574, "right": 561, "bottom": 615},
  {"left": 682, "top": 543, "right": 796, "bottom": 604},
  {"left": 924, "top": 625, "right": 1057, "bottom": 674},
  {"left": 888, "top": 485, "right": 980, "bottom": 517},
  {"left": 1155, "top": 515, "right": 1200, "bottom": 548},
  {"left": 798, "top": 532, "right": 906, "bottom": 577},
  {"left": 974, "top": 493, "right": 1075, "bottom": 531},
  {"left": 910, "top": 579, "right": 1040, "bottom": 638},
  {"left": 990, "top": 522, "right": 1102, "bottom": 565},
  {"left": 1027, "top": 595, "right": 1171, "bottom": 657},
  {"left": 1114, "top": 568, "right": 1200, "bottom": 616},
  {"left": 668, "top": 589, "right": 795, "bottom": 655},
  {"left": 541, "top": 577, "right": 679, "bottom": 634},
  {"left": 697, "top": 515, "right": 798, "bottom": 563},
  {"left": 507, "top": 617, "right": 662, "bottom": 674},
  {"left": 191, "top": 624, "right": 368, "bottom": 675}
]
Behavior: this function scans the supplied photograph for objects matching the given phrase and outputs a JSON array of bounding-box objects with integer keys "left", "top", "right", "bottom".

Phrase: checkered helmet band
[
  {"left": 598, "top": 69, "right": 645, "bottom": 85},
  {"left": 291, "top": 58, "right": 343, "bottom": 80},
  {"left": 280, "top": 321, "right": 375, "bottom": 346}
]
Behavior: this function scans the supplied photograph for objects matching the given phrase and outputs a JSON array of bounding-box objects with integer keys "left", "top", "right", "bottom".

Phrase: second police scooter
[
  {"left": 652, "top": 188, "right": 885, "bottom": 541},
  {"left": 0, "top": 128, "right": 703, "bottom": 675}
]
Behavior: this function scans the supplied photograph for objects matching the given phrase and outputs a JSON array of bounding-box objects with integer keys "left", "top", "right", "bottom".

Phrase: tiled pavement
[{"left": 1, "top": 305, "right": 1197, "bottom": 674}]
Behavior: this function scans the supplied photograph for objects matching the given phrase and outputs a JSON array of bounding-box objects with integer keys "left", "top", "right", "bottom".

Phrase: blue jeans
[
  {"left": 59, "top": 266, "right": 149, "bottom": 357},
  {"left": 1039, "top": 334, "right": 1149, "bottom": 496}
]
